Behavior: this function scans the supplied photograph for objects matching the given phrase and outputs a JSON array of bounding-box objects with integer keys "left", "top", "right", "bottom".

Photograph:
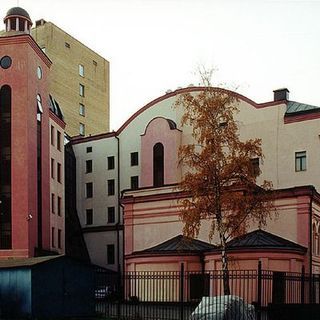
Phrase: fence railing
[{"left": 95, "top": 263, "right": 320, "bottom": 320}]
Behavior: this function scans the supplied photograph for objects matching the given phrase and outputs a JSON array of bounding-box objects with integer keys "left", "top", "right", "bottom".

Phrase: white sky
[{"left": 2, "top": 0, "right": 320, "bottom": 130}]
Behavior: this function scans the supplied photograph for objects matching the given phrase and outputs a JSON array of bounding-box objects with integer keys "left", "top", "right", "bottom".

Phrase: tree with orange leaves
[{"left": 175, "top": 75, "right": 275, "bottom": 295}]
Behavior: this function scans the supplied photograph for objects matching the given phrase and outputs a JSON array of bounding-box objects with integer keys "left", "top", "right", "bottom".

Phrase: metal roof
[
  {"left": 134, "top": 235, "right": 216, "bottom": 254},
  {"left": 286, "top": 101, "right": 320, "bottom": 115},
  {"left": 0, "top": 255, "right": 62, "bottom": 269}
]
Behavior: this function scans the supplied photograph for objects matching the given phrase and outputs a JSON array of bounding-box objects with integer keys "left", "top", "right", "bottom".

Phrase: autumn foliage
[{"left": 175, "top": 84, "right": 275, "bottom": 293}]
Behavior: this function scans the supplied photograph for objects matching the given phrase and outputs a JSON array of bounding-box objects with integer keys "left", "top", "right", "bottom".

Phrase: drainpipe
[
  {"left": 115, "top": 135, "right": 121, "bottom": 273},
  {"left": 309, "top": 188, "right": 314, "bottom": 294}
]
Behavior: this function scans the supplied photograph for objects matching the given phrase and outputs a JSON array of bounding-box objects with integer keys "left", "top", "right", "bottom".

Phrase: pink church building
[
  {"left": 0, "top": 7, "right": 65, "bottom": 258},
  {"left": 72, "top": 86, "right": 320, "bottom": 274}
]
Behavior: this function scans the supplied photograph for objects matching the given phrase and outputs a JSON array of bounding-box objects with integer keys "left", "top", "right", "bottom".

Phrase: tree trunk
[{"left": 220, "top": 235, "right": 231, "bottom": 295}]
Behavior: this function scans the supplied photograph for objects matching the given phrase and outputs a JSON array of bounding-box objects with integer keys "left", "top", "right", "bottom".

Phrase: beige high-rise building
[{"left": 31, "top": 19, "right": 110, "bottom": 137}]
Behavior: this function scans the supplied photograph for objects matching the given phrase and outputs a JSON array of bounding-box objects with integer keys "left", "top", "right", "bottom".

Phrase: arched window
[
  {"left": 153, "top": 143, "right": 164, "bottom": 187},
  {"left": 312, "top": 224, "right": 317, "bottom": 255},
  {"left": 0, "top": 85, "right": 12, "bottom": 249}
]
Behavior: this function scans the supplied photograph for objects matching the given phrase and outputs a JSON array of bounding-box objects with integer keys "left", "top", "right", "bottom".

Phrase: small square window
[
  {"left": 107, "top": 207, "right": 115, "bottom": 223},
  {"left": 86, "top": 209, "right": 93, "bottom": 225},
  {"left": 79, "top": 64, "right": 84, "bottom": 77},
  {"left": 295, "top": 151, "right": 306, "bottom": 172},
  {"left": 107, "top": 179, "right": 115, "bottom": 196},
  {"left": 86, "top": 182, "right": 93, "bottom": 198},
  {"left": 51, "top": 193, "right": 55, "bottom": 213},
  {"left": 250, "top": 158, "right": 260, "bottom": 176},
  {"left": 79, "top": 103, "right": 85, "bottom": 116},
  {"left": 80, "top": 123, "right": 85, "bottom": 135},
  {"left": 57, "top": 131, "right": 61, "bottom": 151},
  {"left": 51, "top": 158, "right": 55, "bottom": 179},
  {"left": 58, "top": 229, "right": 62, "bottom": 249},
  {"left": 57, "top": 162, "right": 62, "bottom": 183},
  {"left": 107, "top": 156, "right": 115, "bottom": 170},
  {"left": 131, "top": 176, "right": 139, "bottom": 190},
  {"left": 52, "top": 227, "right": 55, "bottom": 247},
  {"left": 51, "top": 125, "right": 55, "bottom": 146},
  {"left": 57, "top": 196, "right": 62, "bottom": 216},
  {"left": 86, "top": 146, "right": 92, "bottom": 153},
  {"left": 86, "top": 160, "right": 93, "bottom": 173},
  {"left": 79, "top": 84, "right": 85, "bottom": 97},
  {"left": 107, "top": 244, "right": 115, "bottom": 265},
  {"left": 131, "top": 152, "right": 138, "bottom": 166}
]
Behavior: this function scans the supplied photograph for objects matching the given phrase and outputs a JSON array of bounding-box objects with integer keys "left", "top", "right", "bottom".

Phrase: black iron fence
[{"left": 95, "top": 263, "right": 320, "bottom": 319}]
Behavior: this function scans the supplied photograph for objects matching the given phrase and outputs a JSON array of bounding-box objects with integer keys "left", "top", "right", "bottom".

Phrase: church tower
[{"left": 0, "top": 7, "right": 53, "bottom": 257}]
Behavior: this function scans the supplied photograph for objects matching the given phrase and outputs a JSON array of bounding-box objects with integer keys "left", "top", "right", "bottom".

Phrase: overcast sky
[{"left": 2, "top": 0, "right": 320, "bottom": 130}]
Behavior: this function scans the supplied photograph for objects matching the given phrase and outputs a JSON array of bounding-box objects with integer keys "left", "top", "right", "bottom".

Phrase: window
[
  {"left": 86, "top": 182, "right": 93, "bottom": 198},
  {"left": 295, "top": 151, "right": 306, "bottom": 172},
  {"left": 86, "top": 209, "right": 93, "bottom": 225},
  {"left": 107, "top": 244, "right": 115, "bottom": 265},
  {"left": 51, "top": 158, "right": 55, "bottom": 179},
  {"left": 57, "top": 196, "right": 62, "bottom": 216},
  {"left": 250, "top": 158, "right": 260, "bottom": 176},
  {"left": 51, "top": 193, "right": 55, "bottom": 213},
  {"left": 131, "top": 176, "right": 139, "bottom": 190},
  {"left": 107, "top": 179, "right": 115, "bottom": 196},
  {"left": 131, "top": 152, "right": 138, "bottom": 166},
  {"left": 79, "top": 64, "right": 84, "bottom": 77},
  {"left": 80, "top": 123, "right": 85, "bottom": 136},
  {"left": 107, "top": 156, "right": 115, "bottom": 170},
  {"left": 57, "top": 131, "right": 61, "bottom": 151},
  {"left": 79, "top": 103, "right": 85, "bottom": 116},
  {"left": 107, "top": 207, "right": 115, "bottom": 223},
  {"left": 86, "top": 160, "right": 93, "bottom": 173},
  {"left": 50, "top": 125, "right": 54, "bottom": 145},
  {"left": 51, "top": 227, "right": 55, "bottom": 247},
  {"left": 58, "top": 229, "right": 62, "bottom": 249},
  {"left": 86, "top": 146, "right": 92, "bottom": 153},
  {"left": 57, "top": 163, "right": 62, "bottom": 183},
  {"left": 79, "top": 84, "right": 85, "bottom": 97},
  {"left": 65, "top": 42, "right": 70, "bottom": 48},
  {"left": 153, "top": 143, "right": 164, "bottom": 187}
]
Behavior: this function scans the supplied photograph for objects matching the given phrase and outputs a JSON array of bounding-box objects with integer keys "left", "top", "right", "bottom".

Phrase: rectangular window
[
  {"left": 51, "top": 193, "right": 55, "bottom": 213},
  {"left": 80, "top": 123, "right": 85, "bottom": 136},
  {"left": 52, "top": 227, "right": 55, "bottom": 247},
  {"left": 131, "top": 152, "right": 138, "bottom": 166},
  {"left": 58, "top": 229, "right": 62, "bottom": 249},
  {"left": 86, "top": 182, "right": 93, "bottom": 198},
  {"left": 107, "top": 156, "right": 115, "bottom": 170},
  {"left": 295, "top": 151, "right": 306, "bottom": 172},
  {"left": 86, "top": 160, "right": 93, "bottom": 173},
  {"left": 51, "top": 125, "right": 54, "bottom": 146},
  {"left": 107, "top": 207, "right": 115, "bottom": 223},
  {"left": 131, "top": 176, "right": 139, "bottom": 190},
  {"left": 57, "top": 131, "right": 61, "bottom": 151},
  {"left": 86, "top": 209, "right": 93, "bottom": 225},
  {"left": 79, "top": 64, "right": 84, "bottom": 77},
  {"left": 57, "top": 162, "right": 62, "bottom": 183},
  {"left": 86, "top": 146, "right": 92, "bottom": 153},
  {"left": 79, "top": 103, "right": 85, "bottom": 116},
  {"left": 107, "top": 179, "right": 115, "bottom": 196},
  {"left": 51, "top": 158, "right": 55, "bottom": 179},
  {"left": 57, "top": 196, "right": 62, "bottom": 216},
  {"left": 79, "top": 84, "right": 85, "bottom": 97},
  {"left": 107, "top": 244, "right": 115, "bottom": 265},
  {"left": 250, "top": 158, "right": 260, "bottom": 176}
]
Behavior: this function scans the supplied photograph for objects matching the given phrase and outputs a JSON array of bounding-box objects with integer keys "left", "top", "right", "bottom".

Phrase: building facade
[
  {"left": 71, "top": 86, "right": 320, "bottom": 274},
  {"left": 31, "top": 20, "right": 110, "bottom": 137},
  {"left": 0, "top": 7, "right": 65, "bottom": 258}
]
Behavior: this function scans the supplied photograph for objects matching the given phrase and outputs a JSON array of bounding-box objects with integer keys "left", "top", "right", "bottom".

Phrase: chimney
[{"left": 273, "top": 88, "right": 289, "bottom": 101}]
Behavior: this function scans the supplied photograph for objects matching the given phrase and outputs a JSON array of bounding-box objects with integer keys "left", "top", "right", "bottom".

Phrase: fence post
[
  {"left": 180, "top": 263, "right": 185, "bottom": 320},
  {"left": 257, "top": 261, "right": 262, "bottom": 320},
  {"left": 301, "top": 266, "right": 305, "bottom": 304}
]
